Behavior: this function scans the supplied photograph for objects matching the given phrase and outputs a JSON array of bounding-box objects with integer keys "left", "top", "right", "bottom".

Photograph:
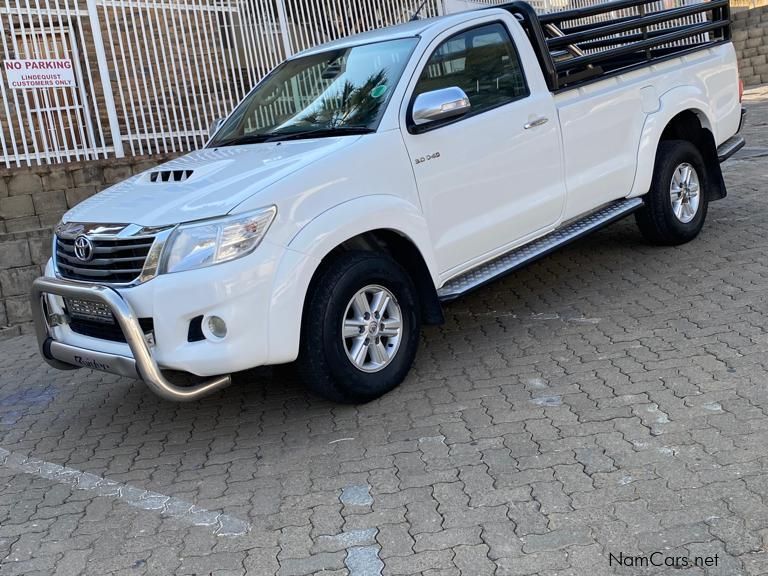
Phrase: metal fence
[
  {"left": 0, "top": 0, "right": 442, "bottom": 168},
  {"left": 0, "top": 0, "right": 706, "bottom": 168},
  {"left": 0, "top": 0, "right": 113, "bottom": 166}
]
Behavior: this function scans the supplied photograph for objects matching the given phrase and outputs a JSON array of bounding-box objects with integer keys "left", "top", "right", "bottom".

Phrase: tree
[{"left": 300, "top": 69, "right": 389, "bottom": 128}]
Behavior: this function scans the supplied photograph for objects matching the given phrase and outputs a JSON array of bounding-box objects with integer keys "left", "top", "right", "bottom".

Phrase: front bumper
[{"left": 31, "top": 277, "right": 231, "bottom": 401}]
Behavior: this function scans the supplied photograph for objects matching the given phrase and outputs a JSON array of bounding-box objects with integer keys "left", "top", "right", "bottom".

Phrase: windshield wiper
[
  {"left": 263, "top": 126, "right": 374, "bottom": 142},
  {"left": 212, "top": 133, "right": 278, "bottom": 147},
  {"left": 212, "top": 126, "right": 374, "bottom": 147}
]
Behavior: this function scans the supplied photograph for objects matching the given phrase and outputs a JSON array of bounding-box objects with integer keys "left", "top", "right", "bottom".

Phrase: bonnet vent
[{"left": 148, "top": 169, "right": 194, "bottom": 183}]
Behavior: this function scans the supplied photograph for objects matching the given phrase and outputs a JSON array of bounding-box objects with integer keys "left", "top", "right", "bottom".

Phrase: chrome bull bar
[{"left": 30, "top": 277, "right": 232, "bottom": 401}]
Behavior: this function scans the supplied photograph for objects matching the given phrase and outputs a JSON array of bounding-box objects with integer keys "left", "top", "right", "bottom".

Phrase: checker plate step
[{"left": 437, "top": 197, "right": 644, "bottom": 301}]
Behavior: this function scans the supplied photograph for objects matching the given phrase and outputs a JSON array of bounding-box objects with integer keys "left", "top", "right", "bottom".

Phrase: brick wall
[
  {"left": 0, "top": 229, "right": 53, "bottom": 340},
  {"left": 732, "top": 5, "right": 768, "bottom": 87},
  {"left": 0, "top": 154, "right": 177, "bottom": 339}
]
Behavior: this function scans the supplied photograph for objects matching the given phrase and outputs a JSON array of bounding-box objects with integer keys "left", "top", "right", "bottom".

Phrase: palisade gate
[
  {"left": 0, "top": 0, "right": 706, "bottom": 169},
  {"left": 0, "top": 0, "right": 446, "bottom": 168}
]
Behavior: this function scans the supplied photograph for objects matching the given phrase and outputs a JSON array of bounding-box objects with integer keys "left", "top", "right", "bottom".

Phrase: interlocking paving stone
[
  {"left": 344, "top": 545, "right": 384, "bottom": 576},
  {"left": 313, "top": 528, "right": 378, "bottom": 553},
  {"left": 0, "top": 446, "right": 250, "bottom": 536},
  {"left": 340, "top": 484, "right": 374, "bottom": 507},
  {"left": 0, "top": 86, "right": 767, "bottom": 575}
]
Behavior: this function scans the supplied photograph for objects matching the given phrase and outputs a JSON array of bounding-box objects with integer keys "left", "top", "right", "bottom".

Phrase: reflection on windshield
[
  {"left": 301, "top": 70, "right": 388, "bottom": 128},
  {"left": 209, "top": 38, "right": 418, "bottom": 146}
]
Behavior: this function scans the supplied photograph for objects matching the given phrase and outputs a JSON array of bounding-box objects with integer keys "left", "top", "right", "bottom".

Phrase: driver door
[{"left": 400, "top": 20, "right": 565, "bottom": 277}]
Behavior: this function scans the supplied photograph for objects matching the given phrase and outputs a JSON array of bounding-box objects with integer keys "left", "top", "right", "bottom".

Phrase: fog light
[{"left": 206, "top": 315, "right": 227, "bottom": 339}]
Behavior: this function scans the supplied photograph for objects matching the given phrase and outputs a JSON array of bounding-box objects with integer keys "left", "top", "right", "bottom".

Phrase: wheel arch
[
  {"left": 630, "top": 88, "right": 725, "bottom": 200},
  {"left": 305, "top": 228, "right": 444, "bottom": 327},
  {"left": 266, "top": 196, "right": 442, "bottom": 364},
  {"left": 657, "top": 110, "right": 725, "bottom": 201}
]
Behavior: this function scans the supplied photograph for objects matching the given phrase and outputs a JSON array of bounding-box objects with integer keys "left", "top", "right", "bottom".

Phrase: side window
[{"left": 413, "top": 22, "right": 528, "bottom": 119}]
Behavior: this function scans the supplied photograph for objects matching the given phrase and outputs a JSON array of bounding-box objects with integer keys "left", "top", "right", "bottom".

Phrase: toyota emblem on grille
[{"left": 73, "top": 235, "right": 94, "bottom": 262}]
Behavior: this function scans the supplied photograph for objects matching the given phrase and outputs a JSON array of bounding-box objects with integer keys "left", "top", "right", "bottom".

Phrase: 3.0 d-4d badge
[{"left": 414, "top": 152, "right": 440, "bottom": 165}]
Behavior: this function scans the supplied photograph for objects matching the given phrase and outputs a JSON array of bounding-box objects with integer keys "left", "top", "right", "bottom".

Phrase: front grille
[
  {"left": 56, "top": 235, "right": 155, "bottom": 283},
  {"left": 69, "top": 316, "right": 154, "bottom": 343}
]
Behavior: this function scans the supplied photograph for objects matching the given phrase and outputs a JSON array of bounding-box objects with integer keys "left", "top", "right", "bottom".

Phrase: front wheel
[
  {"left": 635, "top": 139, "right": 709, "bottom": 245},
  {"left": 297, "top": 251, "right": 421, "bottom": 403}
]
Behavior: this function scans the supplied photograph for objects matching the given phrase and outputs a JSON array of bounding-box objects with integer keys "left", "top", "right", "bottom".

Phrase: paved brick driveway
[{"left": 1, "top": 88, "right": 768, "bottom": 576}]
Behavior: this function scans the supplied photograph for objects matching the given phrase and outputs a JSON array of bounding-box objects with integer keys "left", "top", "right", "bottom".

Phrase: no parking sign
[{"left": 4, "top": 59, "right": 75, "bottom": 89}]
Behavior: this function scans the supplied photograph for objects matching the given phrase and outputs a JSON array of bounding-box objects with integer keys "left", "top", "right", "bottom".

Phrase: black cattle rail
[{"left": 487, "top": 0, "right": 731, "bottom": 92}]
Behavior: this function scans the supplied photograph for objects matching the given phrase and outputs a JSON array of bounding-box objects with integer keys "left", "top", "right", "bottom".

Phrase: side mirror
[
  {"left": 412, "top": 87, "right": 471, "bottom": 126},
  {"left": 208, "top": 117, "right": 225, "bottom": 139}
]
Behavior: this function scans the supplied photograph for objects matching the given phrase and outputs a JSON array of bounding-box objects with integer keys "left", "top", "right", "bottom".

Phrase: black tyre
[
  {"left": 298, "top": 251, "right": 421, "bottom": 403},
  {"left": 635, "top": 139, "right": 709, "bottom": 245}
]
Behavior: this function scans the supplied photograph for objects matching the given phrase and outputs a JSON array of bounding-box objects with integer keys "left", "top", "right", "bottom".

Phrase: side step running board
[{"left": 437, "top": 197, "right": 644, "bottom": 301}]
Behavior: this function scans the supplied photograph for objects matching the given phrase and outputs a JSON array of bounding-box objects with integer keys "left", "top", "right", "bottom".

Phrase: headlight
[{"left": 161, "top": 207, "right": 276, "bottom": 274}]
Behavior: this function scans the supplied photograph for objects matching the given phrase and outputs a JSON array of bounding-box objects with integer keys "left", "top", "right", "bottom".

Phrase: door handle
[{"left": 524, "top": 117, "right": 549, "bottom": 130}]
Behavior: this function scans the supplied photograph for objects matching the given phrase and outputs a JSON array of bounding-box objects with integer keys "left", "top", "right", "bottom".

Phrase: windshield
[{"left": 209, "top": 37, "right": 419, "bottom": 146}]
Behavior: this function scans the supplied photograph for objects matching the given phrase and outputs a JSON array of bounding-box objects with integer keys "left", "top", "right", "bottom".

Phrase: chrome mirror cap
[{"left": 412, "top": 87, "right": 471, "bottom": 126}]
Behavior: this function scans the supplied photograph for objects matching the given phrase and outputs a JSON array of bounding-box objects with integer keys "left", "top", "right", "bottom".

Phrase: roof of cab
[{"left": 292, "top": 9, "right": 495, "bottom": 58}]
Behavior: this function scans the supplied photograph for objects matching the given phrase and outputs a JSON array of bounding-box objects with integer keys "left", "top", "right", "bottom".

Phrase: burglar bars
[{"left": 0, "top": 0, "right": 443, "bottom": 168}]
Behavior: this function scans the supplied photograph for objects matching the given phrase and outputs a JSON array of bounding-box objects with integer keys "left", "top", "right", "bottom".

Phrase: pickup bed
[{"left": 32, "top": 0, "right": 745, "bottom": 403}]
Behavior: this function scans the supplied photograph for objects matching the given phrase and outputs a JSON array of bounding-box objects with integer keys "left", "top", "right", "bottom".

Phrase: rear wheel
[
  {"left": 635, "top": 139, "right": 709, "bottom": 245},
  {"left": 298, "top": 251, "right": 420, "bottom": 403}
]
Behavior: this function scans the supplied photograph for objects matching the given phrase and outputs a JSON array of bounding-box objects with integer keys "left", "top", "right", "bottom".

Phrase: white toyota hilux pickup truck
[{"left": 31, "top": 0, "right": 744, "bottom": 403}]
